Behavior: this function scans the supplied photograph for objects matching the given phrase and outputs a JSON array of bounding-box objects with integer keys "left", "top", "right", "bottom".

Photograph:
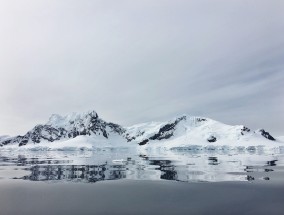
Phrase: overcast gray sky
[{"left": 0, "top": 0, "right": 283, "bottom": 136}]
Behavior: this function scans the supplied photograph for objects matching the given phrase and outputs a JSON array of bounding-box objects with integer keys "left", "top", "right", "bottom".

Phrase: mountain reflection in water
[{"left": 0, "top": 148, "right": 283, "bottom": 183}]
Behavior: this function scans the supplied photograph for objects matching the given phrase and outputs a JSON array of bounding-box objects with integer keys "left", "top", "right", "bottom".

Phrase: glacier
[{"left": 0, "top": 110, "right": 283, "bottom": 151}]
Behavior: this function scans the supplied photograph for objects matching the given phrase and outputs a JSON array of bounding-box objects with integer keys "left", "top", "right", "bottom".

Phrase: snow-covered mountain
[
  {"left": 0, "top": 111, "right": 125, "bottom": 147},
  {"left": 0, "top": 110, "right": 280, "bottom": 149},
  {"left": 125, "top": 115, "right": 278, "bottom": 148}
]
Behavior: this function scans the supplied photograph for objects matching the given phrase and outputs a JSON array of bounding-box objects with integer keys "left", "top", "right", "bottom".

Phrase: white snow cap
[{"left": 47, "top": 110, "right": 98, "bottom": 127}]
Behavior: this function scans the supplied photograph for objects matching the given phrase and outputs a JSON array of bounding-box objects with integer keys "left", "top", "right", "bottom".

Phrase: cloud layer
[{"left": 0, "top": 0, "right": 283, "bottom": 136}]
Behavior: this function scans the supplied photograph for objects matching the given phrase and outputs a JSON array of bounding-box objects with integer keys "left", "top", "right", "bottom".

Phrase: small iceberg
[{"left": 112, "top": 159, "right": 126, "bottom": 164}]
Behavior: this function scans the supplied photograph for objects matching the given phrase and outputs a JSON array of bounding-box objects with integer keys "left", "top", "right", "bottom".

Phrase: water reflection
[
  {"left": 19, "top": 164, "right": 126, "bottom": 182},
  {"left": 0, "top": 148, "right": 283, "bottom": 183}
]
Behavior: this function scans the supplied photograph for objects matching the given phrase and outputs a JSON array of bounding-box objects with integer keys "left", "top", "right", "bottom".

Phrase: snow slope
[
  {"left": 0, "top": 110, "right": 282, "bottom": 150},
  {"left": 0, "top": 110, "right": 125, "bottom": 147},
  {"left": 277, "top": 136, "right": 284, "bottom": 142}
]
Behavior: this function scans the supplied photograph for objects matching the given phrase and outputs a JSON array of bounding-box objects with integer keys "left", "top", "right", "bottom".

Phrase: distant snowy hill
[
  {"left": 0, "top": 110, "right": 281, "bottom": 150},
  {"left": 125, "top": 115, "right": 278, "bottom": 148}
]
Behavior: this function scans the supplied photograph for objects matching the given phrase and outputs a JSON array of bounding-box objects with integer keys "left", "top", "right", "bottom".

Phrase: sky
[{"left": 0, "top": 0, "right": 283, "bottom": 136}]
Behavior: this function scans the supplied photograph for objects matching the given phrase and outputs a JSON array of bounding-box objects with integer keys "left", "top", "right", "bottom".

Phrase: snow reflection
[{"left": 0, "top": 147, "right": 283, "bottom": 183}]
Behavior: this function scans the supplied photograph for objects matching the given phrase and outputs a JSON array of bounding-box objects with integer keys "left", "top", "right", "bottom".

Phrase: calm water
[{"left": 0, "top": 147, "right": 284, "bottom": 214}]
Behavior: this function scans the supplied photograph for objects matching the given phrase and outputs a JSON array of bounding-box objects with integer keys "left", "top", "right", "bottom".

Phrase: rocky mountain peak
[
  {"left": 0, "top": 110, "right": 278, "bottom": 148},
  {"left": 47, "top": 110, "right": 99, "bottom": 127},
  {"left": 255, "top": 129, "right": 276, "bottom": 141}
]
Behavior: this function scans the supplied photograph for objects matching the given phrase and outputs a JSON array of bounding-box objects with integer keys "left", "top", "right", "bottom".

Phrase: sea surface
[{"left": 0, "top": 147, "right": 284, "bottom": 215}]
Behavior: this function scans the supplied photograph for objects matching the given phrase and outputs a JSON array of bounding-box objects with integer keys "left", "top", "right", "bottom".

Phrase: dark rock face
[
  {"left": 207, "top": 136, "right": 217, "bottom": 142},
  {"left": 125, "top": 131, "right": 144, "bottom": 142},
  {"left": 196, "top": 117, "right": 207, "bottom": 122},
  {"left": 1, "top": 112, "right": 126, "bottom": 147},
  {"left": 241, "top": 126, "right": 251, "bottom": 135},
  {"left": 148, "top": 116, "right": 186, "bottom": 141},
  {"left": 0, "top": 112, "right": 278, "bottom": 147},
  {"left": 257, "top": 129, "right": 275, "bottom": 141},
  {"left": 241, "top": 126, "right": 250, "bottom": 132},
  {"left": 125, "top": 135, "right": 136, "bottom": 142},
  {"left": 127, "top": 116, "right": 188, "bottom": 145},
  {"left": 2, "top": 136, "right": 28, "bottom": 146},
  {"left": 108, "top": 123, "right": 126, "bottom": 135},
  {"left": 138, "top": 139, "right": 149, "bottom": 146}
]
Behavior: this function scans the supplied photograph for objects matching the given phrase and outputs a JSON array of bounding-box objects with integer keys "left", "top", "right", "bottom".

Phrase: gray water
[{"left": 0, "top": 148, "right": 284, "bottom": 215}]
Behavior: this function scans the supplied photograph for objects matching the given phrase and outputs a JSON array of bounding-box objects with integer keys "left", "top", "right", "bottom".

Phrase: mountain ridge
[{"left": 0, "top": 110, "right": 278, "bottom": 147}]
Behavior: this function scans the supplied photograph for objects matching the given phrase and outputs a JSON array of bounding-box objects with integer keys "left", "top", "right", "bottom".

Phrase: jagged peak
[
  {"left": 0, "top": 110, "right": 279, "bottom": 148},
  {"left": 47, "top": 110, "right": 98, "bottom": 127}
]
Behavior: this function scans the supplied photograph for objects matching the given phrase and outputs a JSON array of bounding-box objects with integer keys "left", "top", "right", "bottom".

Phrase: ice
[{"left": 0, "top": 111, "right": 283, "bottom": 150}]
